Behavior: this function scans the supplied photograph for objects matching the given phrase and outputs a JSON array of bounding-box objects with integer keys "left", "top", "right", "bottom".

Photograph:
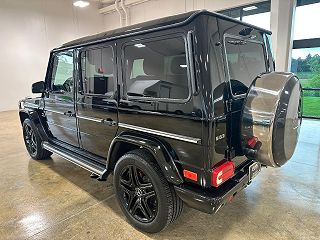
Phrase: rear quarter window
[{"left": 123, "top": 36, "right": 190, "bottom": 100}]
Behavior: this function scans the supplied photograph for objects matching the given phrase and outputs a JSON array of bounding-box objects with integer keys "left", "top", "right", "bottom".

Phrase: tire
[
  {"left": 22, "top": 118, "right": 52, "bottom": 160},
  {"left": 241, "top": 72, "right": 301, "bottom": 167},
  {"left": 113, "top": 149, "right": 183, "bottom": 233}
]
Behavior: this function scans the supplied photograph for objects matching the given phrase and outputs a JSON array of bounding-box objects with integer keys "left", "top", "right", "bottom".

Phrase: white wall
[
  {"left": 0, "top": 0, "right": 104, "bottom": 111},
  {"left": 103, "top": 0, "right": 264, "bottom": 30}
]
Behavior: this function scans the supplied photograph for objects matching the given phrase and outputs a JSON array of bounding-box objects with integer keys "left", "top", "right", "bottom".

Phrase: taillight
[
  {"left": 211, "top": 160, "right": 235, "bottom": 187},
  {"left": 247, "top": 136, "right": 258, "bottom": 148},
  {"left": 183, "top": 169, "right": 198, "bottom": 181}
]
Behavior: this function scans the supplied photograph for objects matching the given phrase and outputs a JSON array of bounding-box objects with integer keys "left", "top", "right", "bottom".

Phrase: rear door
[
  {"left": 45, "top": 50, "right": 79, "bottom": 147},
  {"left": 76, "top": 43, "right": 118, "bottom": 158},
  {"left": 217, "top": 19, "right": 270, "bottom": 162}
]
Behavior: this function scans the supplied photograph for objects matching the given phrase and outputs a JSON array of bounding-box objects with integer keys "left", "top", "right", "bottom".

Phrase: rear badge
[{"left": 216, "top": 134, "right": 225, "bottom": 141}]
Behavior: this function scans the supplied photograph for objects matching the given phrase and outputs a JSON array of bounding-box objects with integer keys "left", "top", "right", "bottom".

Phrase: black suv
[{"left": 19, "top": 10, "right": 302, "bottom": 233}]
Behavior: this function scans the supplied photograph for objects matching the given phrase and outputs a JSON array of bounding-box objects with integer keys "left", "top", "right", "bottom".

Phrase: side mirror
[{"left": 32, "top": 81, "right": 45, "bottom": 93}]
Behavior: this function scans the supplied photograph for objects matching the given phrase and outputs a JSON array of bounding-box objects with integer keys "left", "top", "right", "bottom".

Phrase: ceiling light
[
  {"left": 179, "top": 64, "right": 187, "bottom": 68},
  {"left": 134, "top": 43, "right": 146, "bottom": 48},
  {"left": 73, "top": 1, "right": 90, "bottom": 8},
  {"left": 243, "top": 6, "right": 258, "bottom": 11}
]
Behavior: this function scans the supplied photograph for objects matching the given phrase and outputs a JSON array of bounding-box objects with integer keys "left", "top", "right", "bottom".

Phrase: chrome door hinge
[
  {"left": 225, "top": 148, "right": 236, "bottom": 160},
  {"left": 225, "top": 100, "right": 232, "bottom": 112}
]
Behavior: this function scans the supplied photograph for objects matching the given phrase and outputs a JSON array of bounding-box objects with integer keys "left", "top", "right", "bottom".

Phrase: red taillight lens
[
  {"left": 211, "top": 160, "right": 235, "bottom": 187},
  {"left": 247, "top": 136, "right": 258, "bottom": 148},
  {"left": 183, "top": 169, "right": 198, "bottom": 181}
]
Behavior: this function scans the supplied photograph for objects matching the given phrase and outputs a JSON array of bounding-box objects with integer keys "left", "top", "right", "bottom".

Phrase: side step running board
[{"left": 42, "top": 141, "right": 107, "bottom": 177}]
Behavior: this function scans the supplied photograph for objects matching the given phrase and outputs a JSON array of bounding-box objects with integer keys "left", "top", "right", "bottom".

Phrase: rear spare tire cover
[{"left": 241, "top": 72, "right": 302, "bottom": 167}]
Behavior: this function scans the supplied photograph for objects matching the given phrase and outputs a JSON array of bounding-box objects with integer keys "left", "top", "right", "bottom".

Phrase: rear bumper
[{"left": 174, "top": 160, "right": 254, "bottom": 214}]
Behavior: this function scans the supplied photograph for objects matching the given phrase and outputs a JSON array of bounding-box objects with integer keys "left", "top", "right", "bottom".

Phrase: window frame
[
  {"left": 121, "top": 32, "right": 193, "bottom": 103},
  {"left": 294, "top": 1, "right": 320, "bottom": 40},
  {"left": 222, "top": 33, "right": 268, "bottom": 99},
  {"left": 264, "top": 33, "right": 275, "bottom": 71},
  {"left": 291, "top": 0, "right": 320, "bottom": 119},
  {"left": 79, "top": 44, "right": 116, "bottom": 98},
  {"left": 49, "top": 50, "right": 75, "bottom": 94}
]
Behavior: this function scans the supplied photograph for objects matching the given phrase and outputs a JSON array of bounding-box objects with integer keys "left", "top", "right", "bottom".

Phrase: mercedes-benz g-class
[{"left": 19, "top": 10, "right": 302, "bottom": 233}]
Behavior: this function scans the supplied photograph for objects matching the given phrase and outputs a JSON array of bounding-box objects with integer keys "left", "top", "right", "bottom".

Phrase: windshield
[{"left": 225, "top": 37, "right": 267, "bottom": 95}]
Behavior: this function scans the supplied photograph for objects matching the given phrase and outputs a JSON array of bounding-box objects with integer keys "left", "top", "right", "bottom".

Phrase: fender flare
[
  {"left": 107, "top": 133, "right": 184, "bottom": 185},
  {"left": 19, "top": 109, "right": 50, "bottom": 142}
]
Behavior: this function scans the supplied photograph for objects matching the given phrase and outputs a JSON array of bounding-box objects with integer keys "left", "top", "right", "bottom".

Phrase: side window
[
  {"left": 124, "top": 36, "right": 190, "bottom": 100},
  {"left": 51, "top": 51, "right": 74, "bottom": 93},
  {"left": 80, "top": 46, "right": 114, "bottom": 96}
]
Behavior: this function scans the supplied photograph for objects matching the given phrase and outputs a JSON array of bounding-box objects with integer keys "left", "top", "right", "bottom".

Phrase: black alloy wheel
[
  {"left": 24, "top": 123, "right": 37, "bottom": 156},
  {"left": 22, "top": 118, "right": 52, "bottom": 160},
  {"left": 114, "top": 149, "right": 183, "bottom": 233},
  {"left": 119, "top": 165, "right": 158, "bottom": 223}
]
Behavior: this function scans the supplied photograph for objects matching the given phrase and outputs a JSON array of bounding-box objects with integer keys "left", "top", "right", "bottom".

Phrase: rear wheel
[
  {"left": 22, "top": 118, "right": 52, "bottom": 160},
  {"left": 113, "top": 149, "right": 183, "bottom": 233}
]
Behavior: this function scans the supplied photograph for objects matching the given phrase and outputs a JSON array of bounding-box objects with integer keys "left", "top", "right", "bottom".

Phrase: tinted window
[
  {"left": 218, "top": 1, "right": 271, "bottom": 30},
  {"left": 225, "top": 37, "right": 266, "bottom": 95},
  {"left": 81, "top": 46, "right": 114, "bottom": 96},
  {"left": 124, "top": 37, "right": 189, "bottom": 100},
  {"left": 51, "top": 51, "right": 73, "bottom": 93}
]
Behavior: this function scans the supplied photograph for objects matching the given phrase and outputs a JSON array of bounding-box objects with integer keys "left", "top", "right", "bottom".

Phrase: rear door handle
[{"left": 102, "top": 118, "right": 117, "bottom": 126}]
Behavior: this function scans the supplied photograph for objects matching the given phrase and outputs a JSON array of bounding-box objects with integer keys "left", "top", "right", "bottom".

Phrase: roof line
[
  {"left": 207, "top": 10, "right": 272, "bottom": 34},
  {"left": 53, "top": 10, "right": 271, "bottom": 52}
]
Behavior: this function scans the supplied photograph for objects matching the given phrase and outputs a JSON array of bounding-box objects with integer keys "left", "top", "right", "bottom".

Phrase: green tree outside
[{"left": 291, "top": 53, "right": 320, "bottom": 117}]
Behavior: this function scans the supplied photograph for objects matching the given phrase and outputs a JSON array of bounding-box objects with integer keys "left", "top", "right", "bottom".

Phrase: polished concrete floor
[{"left": 0, "top": 110, "right": 319, "bottom": 240}]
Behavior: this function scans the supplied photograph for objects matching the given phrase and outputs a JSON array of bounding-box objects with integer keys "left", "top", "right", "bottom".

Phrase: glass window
[
  {"left": 225, "top": 37, "right": 267, "bottom": 95},
  {"left": 242, "top": 12, "right": 270, "bottom": 30},
  {"left": 81, "top": 46, "right": 114, "bottom": 96},
  {"left": 218, "top": 1, "right": 270, "bottom": 30},
  {"left": 292, "top": 1, "right": 320, "bottom": 118},
  {"left": 291, "top": 47, "right": 320, "bottom": 117},
  {"left": 293, "top": 2, "right": 320, "bottom": 40},
  {"left": 124, "top": 37, "right": 189, "bottom": 100},
  {"left": 51, "top": 51, "right": 74, "bottom": 93},
  {"left": 219, "top": 8, "right": 241, "bottom": 20},
  {"left": 131, "top": 59, "right": 145, "bottom": 78}
]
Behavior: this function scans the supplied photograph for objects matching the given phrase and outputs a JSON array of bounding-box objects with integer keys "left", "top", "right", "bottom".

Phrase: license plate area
[{"left": 248, "top": 162, "right": 261, "bottom": 181}]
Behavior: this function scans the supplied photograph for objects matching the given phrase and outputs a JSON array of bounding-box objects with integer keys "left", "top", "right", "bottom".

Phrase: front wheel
[
  {"left": 22, "top": 118, "right": 52, "bottom": 160},
  {"left": 113, "top": 149, "right": 183, "bottom": 233}
]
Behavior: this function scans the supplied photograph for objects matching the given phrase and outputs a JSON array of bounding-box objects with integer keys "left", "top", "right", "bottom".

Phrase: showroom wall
[
  {"left": 0, "top": 0, "right": 104, "bottom": 111},
  {"left": 103, "top": 0, "right": 265, "bottom": 30}
]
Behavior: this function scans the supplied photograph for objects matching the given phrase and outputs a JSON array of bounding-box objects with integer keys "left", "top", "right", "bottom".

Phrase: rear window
[{"left": 225, "top": 37, "right": 266, "bottom": 95}]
